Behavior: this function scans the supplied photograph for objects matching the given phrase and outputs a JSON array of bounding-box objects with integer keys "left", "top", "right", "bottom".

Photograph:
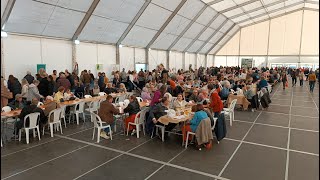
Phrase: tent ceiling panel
[
  {"left": 188, "top": 40, "right": 205, "bottom": 52},
  {"left": 151, "top": 33, "right": 178, "bottom": 49},
  {"left": 198, "top": 28, "right": 215, "bottom": 41},
  {"left": 238, "top": 19, "right": 254, "bottom": 26},
  {"left": 210, "top": 14, "right": 227, "bottom": 29},
  {"left": 242, "top": 1, "right": 263, "bottom": 11},
  {"left": 42, "top": 7, "right": 85, "bottom": 38},
  {"left": 184, "top": 22, "right": 205, "bottom": 39},
  {"left": 223, "top": 8, "right": 245, "bottom": 17},
  {"left": 285, "top": 3, "right": 304, "bottom": 12},
  {"left": 232, "top": 14, "right": 250, "bottom": 22},
  {"left": 5, "top": 0, "right": 55, "bottom": 35},
  {"left": 305, "top": 2, "right": 319, "bottom": 9},
  {"left": 266, "top": 2, "right": 285, "bottom": 11},
  {"left": 248, "top": 8, "right": 267, "bottom": 17},
  {"left": 79, "top": 15, "right": 128, "bottom": 43},
  {"left": 262, "top": 0, "right": 282, "bottom": 5},
  {"left": 38, "top": 0, "right": 94, "bottom": 11},
  {"left": 152, "top": 0, "right": 181, "bottom": 11},
  {"left": 122, "top": 26, "right": 157, "bottom": 47},
  {"left": 162, "top": 15, "right": 191, "bottom": 35},
  {"left": 228, "top": 25, "right": 240, "bottom": 36},
  {"left": 93, "top": 0, "right": 144, "bottom": 23},
  {"left": 220, "top": 20, "right": 234, "bottom": 33},
  {"left": 135, "top": 3, "right": 172, "bottom": 30},
  {"left": 196, "top": 8, "right": 218, "bottom": 26},
  {"left": 234, "top": 0, "right": 252, "bottom": 4},
  {"left": 199, "top": 42, "right": 214, "bottom": 54},
  {"left": 285, "top": 0, "right": 304, "bottom": 6},
  {"left": 172, "top": 37, "right": 193, "bottom": 51},
  {"left": 208, "top": 44, "right": 221, "bottom": 55},
  {"left": 209, "top": 31, "right": 224, "bottom": 44},
  {"left": 252, "top": 14, "right": 269, "bottom": 22},
  {"left": 1, "top": 0, "right": 8, "bottom": 18},
  {"left": 178, "top": 0, "right": 206, "bottom": 20},
  {"left": 210, "top": 0, "right": 237, "bottom": 12}
]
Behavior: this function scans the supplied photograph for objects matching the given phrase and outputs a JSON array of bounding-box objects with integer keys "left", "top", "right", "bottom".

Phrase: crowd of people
[{"left": 1, "top": 63, "right": 319, "bottom": 147}]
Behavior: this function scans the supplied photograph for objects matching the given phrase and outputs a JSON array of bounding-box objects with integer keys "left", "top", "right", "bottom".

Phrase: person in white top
[
  {"left": 21, "top": 78, "right": 29, "bottom": 100},
  {"left": 64, "top": 89, "right": 75, "bottom": 100},
  {"left": 173, "top": 93, "right": 188, "bottom": 110}
]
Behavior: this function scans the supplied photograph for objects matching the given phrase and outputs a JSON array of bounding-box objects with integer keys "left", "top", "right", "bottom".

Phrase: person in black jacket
[
  {"left": 124, "top": 95, "right": 141, "bottom": 135},
  {"left": 24, "top": 71, "right": 34, "bottom": 85},
  {"left": 38, "top": 75, "right": 49, "bottom": 97},
  {"left": 104, "top": 83, "right": 117, "bottom": 94},
  {"left": 7, "top": 75, "right": 22, "bottom": 102},
  {"left": 8, "top": 94, "right": 26, "bottom": 110},
  {"left": 13, "top": 98, "right": 46, "bottom": 138}
]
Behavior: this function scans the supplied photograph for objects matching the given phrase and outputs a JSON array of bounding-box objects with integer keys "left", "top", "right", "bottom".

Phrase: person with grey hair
[
  {"left": 24, "top": 71, "right": 34, "bottom": 84},
  {"left": 8, "top": 94, "right": 26, "bottom": 109},
  {"left": 26, "top": 80, "right": 43, "bottom": 103}
]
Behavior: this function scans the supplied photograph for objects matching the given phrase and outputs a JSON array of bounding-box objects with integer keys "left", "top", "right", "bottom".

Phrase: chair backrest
[
  {"left": 48, "top": 108, "right": 62, "bottom": 123},
  {"left": 229, "top": 99, "right": 237, "bottom": 112},
  {"left": 137, "top": 108, "right": 148, "bottom": 124},
  {"left": 136, "top": 97, "right": 143, "bottom": 103},
  {"left": 134, "top": 111, "right": 142, "bottom": 124},
  {"left": 90, "top": 112, "right": 104, "bottom": 127},
  {"left": 2, "top": 106, "right": 11, "bottom": 112},
  {"left": 84, "top": 95, "right": 92, "bottom": 99},
  {"left": 170, "top": 97, "right": 177, "bottom": 108},
  {"left": 123, "top": 99, "right": 130, "bottom": 107},
  {"left": 98, "top": 92, "right": 106, "bottom": 96},
  {"left": 118, "top": 102, "right": 125, "bottom": 107},
  {"left": 37, "top": 102, "right": 44, "bottom": 107},
  {"left": 92, "top": 101, "right": 99, "bottom": 111},
  {"left": 119, "top": 94, "right": 127, "bottom": 102},
  {"left": 60, "top": 105, "right": 66, "bottom": 117},
  {"left": 24, "top": 112, "right": 40, "bottom": 128},
  {"left": 75, "top": 101, "right": 86, "bottom": 113}
]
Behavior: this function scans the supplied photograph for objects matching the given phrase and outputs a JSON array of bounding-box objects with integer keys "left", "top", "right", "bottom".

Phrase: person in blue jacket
[{"left": 258, "top": 76, "right": 268, "bottom": 90}]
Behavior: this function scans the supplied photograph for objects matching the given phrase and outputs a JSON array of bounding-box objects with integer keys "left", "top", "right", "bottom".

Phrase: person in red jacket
[{"left": 208, "top": 83, "right": 223, "bottom": 117}]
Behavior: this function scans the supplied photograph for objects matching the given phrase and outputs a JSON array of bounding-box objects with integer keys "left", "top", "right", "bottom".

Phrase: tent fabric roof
[{"left": 1, "top": 0, "right": 319, "bottom": 55}]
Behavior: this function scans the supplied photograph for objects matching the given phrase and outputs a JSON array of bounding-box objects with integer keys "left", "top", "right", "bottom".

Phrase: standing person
[
  {"left": 98, "top": 72, "right": 106, "bottom": 92},
  {"left": 120, "top": 68, "right": 127, "bottom": 84},
  {"left": 207, "top": 84, "right": 223, "bottom": 117},
  {"left": 1, "top": 77, "right": 12, "bottom": 109},
  {"left": 7, "top": 75, "right": 22, "bottom": 102},
  {"left": 291, "top": 69, "right": 297, "bottom": 87},
  {"left": 308, "top": 71, "right": 316, "bottom": 92},
  {"left": 21, "top": 78, "right": 29, "bottom": 101},
  {"left": 38, "top": 73, "right": 49, "bottom": 98},
  {"left": 280, "top": 72, "right": 288, "bottom": 90},
  {"left": 51, "top": 70, "right": 57, "bottom": 82},
  {"left": 56, "top": 74, "right": 71, "bottom": 92},
  {"left": 26, "top": 80, "right": 44, "bottom": 103},
  {"left": 82, "top": 70, "right": 91, "bottom": 95},
  {"left": 98, "top": 95, "right": 120, "bottom": 139},
  {"left": 298, "top": 70, "right": 304, "bottom": 87},
  {"left": 24, "top": 71, "right": 35, "bottom": 85},
  {"left": 138, "top": 69, "right": 145, "bottom": 90},
  {"left": 47, "top": 75, "right": 56, "bottom": 96}
]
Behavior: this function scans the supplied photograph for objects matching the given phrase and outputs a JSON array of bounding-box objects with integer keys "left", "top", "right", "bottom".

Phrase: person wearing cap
[{"left": 8, "top": 94, "right": 26, "bottom": 110}]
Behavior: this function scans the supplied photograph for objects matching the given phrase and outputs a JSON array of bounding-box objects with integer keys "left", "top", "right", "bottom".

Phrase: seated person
[
  {"left": 13, "top": 98, "right": 46, "bottom": 138},
  {"left": 124, "top": 95, "right": 141, "bottom": 135},
  {"left": 188, "top": 89, "right": 200, "bottom": 103},
  {"left": 43, "top": 96, "right": 58, "bottom": 121},
  {"left": 117, "top": 83, "right": 127, "bottom": 93},
  {"left": 74, "top": 79, "right": 85, "bottom": 98},
  {"left": 173, "top": 93, "right": 188, "bottom": 110},
  {"left": 164, "top": 92, "right": 173, "bottom": 102},
  {"left": 149, "top": 97, "right": 176, "bottom": 136},
  {"left": 104, "top": 83, "right": 117, "bottom": 94},
  {"left": 54, "top": 86, "right": 65, "bottom": 103},
  {"left": 182, "top": 104, "right": 212, "bottom": 149},
  {"left": 141, "top": 87, "right": 152, "bottom": 101},
  {"left": 243, "top": 84, "right": 255, "bottom": 110},
  {"left": 8, "top": 94, "right": 26, "bottom": 110},
  {"left": 258, "top": 76, "right": 268, "bottom": 90},
  {"left": 63, "top": 89, "right": 75, "bottom": 100},
  {"left": 98, "top": 95, "right": 120, "bottom": 139}
]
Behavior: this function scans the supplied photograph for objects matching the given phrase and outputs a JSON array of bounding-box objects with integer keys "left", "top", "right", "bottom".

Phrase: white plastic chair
[
  {"left": 19, "top": 112, "right": 41, "bottom": 144},
  {"left": 85, "top": 101, "right": 99, "bottom": 122},
  {"left": 60, "top": 105, "right": 67, "bottom": 128},
  {"left": 98, "top": 92, "right": 106, "bottom": 96},
  {"left": 170, "top": 97, "right": 177, "bottom": 109},
  {"left": 154, "top": 125, "right": 165, "bottom": 142},
  {"left": 2, "top": 106, "right": 17, "bottom": 137},
  {"left": 91, "top": 112, "right": 112, "bottom": 143},
  {"left": 136, "top": 97, "right": 143, "bottom": 103},
  {"left": 126, "top": 109, "right": 147, "bottom": 138},
  {"left": 123, "top": 99, "right": 130, "bottom": 108},
  {"left": 70, "top": 101, "right": 86, "bottom": 125},
  {"left": 43, "top": 108, "right": 63, "bottom": 137},
  {"left": 115, "top": 94, "right": 126, "bottom": 104},
  {"left": 2, "top": 106, "right": 11, "bottom": 112},
  {"left": 223, "top": 99, "right": 237, "bottom": 126},
  {"left": 185, "top": 117, "right": 218, "bottom": 148},
  {"left": 84, "top": 95, "right": 92, "bottom": 99}
]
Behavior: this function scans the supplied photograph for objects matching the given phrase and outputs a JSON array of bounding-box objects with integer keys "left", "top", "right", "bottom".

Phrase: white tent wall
[
  {"left": 185, "top": 53, "right": 197, "bottom": 70},
  {"left": 134, "top": 48, "right": 146, "bottom": 64},
  {"left": 97, "top": 44, "right": 116, "bottom": 79},
  {"left": 76, "top": 42, "right": 98, "bottom": 77},
  {"left": 169, "top": 51, "right": 183, "bottom": 71},
  {"left": 2, "top": 35, "right": 72, "bottom": 81},
  {"left": 207, "top": 55, "right": 214, "bottom": 67},
  {"left": 197, "top": 54, "right": 206, "bottom": 68},
  {"left": 120, "top": 47, "right": 135, "bottom": 73},
  {"left": 148, "top": 49, "right": 167, "bottom": 71}
]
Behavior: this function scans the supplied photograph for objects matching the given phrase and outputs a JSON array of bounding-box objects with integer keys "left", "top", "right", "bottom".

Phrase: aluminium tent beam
[
  {"left": 183, "top": 13, "right": 220, "bottom": 53},
  {"left": 237, "top": 1, "right": 304, "bottom": 24},
  {"left": 220, "top": 0, "right": 260, "bottom": 14},
  {"left": 206, "top": 24, "right": 236, "bottom": 55},
  {"left": 146, "top": 0, "right": 187, "bottom": 49},
  {"left": 167, "top": 5, "right": 208, "bottom": 51},
  {"left": 1, "top": 0, "right": 16, "bottom": 29},
  {"left": 196, "top": 20, "right": 229, "bottom": 54},
  {"left": 72, "top": 0, "right": 100, "bottom": 41},
  {"left": 207, "top": 0, "right": 224, "bottom": 6},
  {"left": 212, "top": 28, "right": 240, "bottom": 55},
  {"left": 241, "top": 7, "right": 305, "bottom": 28},
  {"left": 305, "top": 0, "right": 319, "bottom": 5},
  {"left": 116, "top": 0, "right": 151, "bottom": 46}
]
